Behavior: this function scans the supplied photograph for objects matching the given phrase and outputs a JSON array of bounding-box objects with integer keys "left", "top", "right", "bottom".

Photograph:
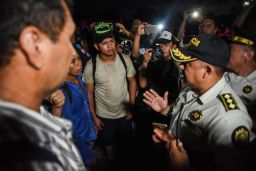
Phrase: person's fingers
[
  {"left": 143, "top": 91, "right": 154, "bottom": 101},
  {"left": 54, "top": 101, "right": 64, "bottom": 108},
  {"left": 168, "top": 130, "right": 176, "bottom": 140},
  {"left": 149, "top": 89, "right": 160, "bottom": 97},
  {"left": 176, "top": 139, "right": 184, "bottom": 150},
  {"left": 163, "top": 91, "right": 169, "bottom": 101},
  {"left": 152, "top": 134, "right": 161, "bottom": 143},
  {"left": 153, "top": 128, "right": 169, "bottom": 143},
  {"left": 142, "top": 99, "right": 152, "bottom": 106}
]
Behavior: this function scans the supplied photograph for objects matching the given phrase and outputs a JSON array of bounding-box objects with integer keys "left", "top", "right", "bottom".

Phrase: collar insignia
[
  {"left": 243, "top": 85, "right": 252, "bottom": 94},
  {"left": 189, "top": 110, "right": 202, "bottom": 121}
]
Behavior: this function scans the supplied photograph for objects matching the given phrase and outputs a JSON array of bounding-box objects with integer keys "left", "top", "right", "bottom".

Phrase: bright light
[
  {"left": 157, "top": 24, "right": 164, "bottom": 30},
  {"left": 192, "top": 11, "right": 199, "bottom": 18},
  {"left": 244, "top": 1, "right": 250, "bottom": 6}
]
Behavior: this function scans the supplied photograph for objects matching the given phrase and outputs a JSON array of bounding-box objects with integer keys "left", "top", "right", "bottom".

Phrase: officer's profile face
[
  {"left": 228, "top": 44, "right": 245, "bottom": 73},
  {"left": 179, "top": 60, "right": 206, "bottom": 90}
]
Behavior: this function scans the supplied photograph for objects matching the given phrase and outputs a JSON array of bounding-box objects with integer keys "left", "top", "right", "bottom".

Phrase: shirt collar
[{"left": 246, "top": 69, "right": 256, "bottom": 82}]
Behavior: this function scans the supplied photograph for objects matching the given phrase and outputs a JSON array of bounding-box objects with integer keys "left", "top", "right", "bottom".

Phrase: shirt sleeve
[
  {"left": 208, "top": 110, "right": 252, "bottom": 148},
  {"left": 82, "top": 59, "right": 93, "bottom": 84},
  {"left": 123, "top": 54, "right": 136, "bottom": 78}
]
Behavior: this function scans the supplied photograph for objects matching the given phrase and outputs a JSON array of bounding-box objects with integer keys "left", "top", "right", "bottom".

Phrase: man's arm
[
  {"left": 232, "top": 4, "right": 254, "bottom": 28},
  {"left": 177, "top": 11, "right": 189, "bottom": 42},
  {"left": 85, "top": 82, "right": 103, "bottom": 130},
  {"left": 127, "top": 76, "right": 137, "bottom": 105},
  {"left": 138, "top": 49, "right": 152, "bottom": 88},
  {"left": 131, "top": 22, "right": 146, "bottom": 58}
]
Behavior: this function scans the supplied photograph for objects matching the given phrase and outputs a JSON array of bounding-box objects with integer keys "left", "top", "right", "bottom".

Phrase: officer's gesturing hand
[{"left": 143, "top": 89, "right": 169, "bottom": 113}]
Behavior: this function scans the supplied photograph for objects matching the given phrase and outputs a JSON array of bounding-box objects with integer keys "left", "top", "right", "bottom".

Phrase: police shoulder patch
[
  {"left": 218, "top": 93, "right": 239, "bottom": 112},
  {"left": 189, "top": 110, "right": 202, "bottom": 121},
  {"left": 232, "top": 126, "right": 250, "bottom": 148}
]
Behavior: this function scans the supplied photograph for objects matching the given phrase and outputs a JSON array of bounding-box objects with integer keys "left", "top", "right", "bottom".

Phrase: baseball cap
[
  {"left": 92, "top": 22, "right": 114, "bottom": 43},
  {"left": 229, "top": 27, "right": 256, "bottom": 47},
  {"left": 157, "top": 31, "right": 179, "bottom": 44},
  {"left": 170, "top": 33, "right": 230, "bottom": 68}
]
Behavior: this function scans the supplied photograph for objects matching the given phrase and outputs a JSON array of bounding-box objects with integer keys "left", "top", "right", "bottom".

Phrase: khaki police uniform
[
  {"left": 225, "top": 71, "right": 256, "bottom": 106},
  {"left": 170, "top": 76, "right": 255, "bottom": 150}
]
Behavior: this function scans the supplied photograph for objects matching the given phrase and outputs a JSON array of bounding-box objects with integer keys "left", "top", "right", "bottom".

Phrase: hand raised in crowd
[
  {"left": 141, "top": 48, "right": 153, "bottom": 68},
  {"left": 136, "top": 22, "right": 147, "bottom": 35},
  {"left": 116, "top": 23, "right": 128, "bottom": 34},
  {"left": 143, "top": 89, "right": 169, "bottom": 113},
  {"left": 48, "top": 89, "right": 65, "bottom": 108},
  {"left": 153, "top": 128, "right": 190, "bottom": 171},
  {"left": 183, "top": 10, "right": 190, "bottom": 21}
]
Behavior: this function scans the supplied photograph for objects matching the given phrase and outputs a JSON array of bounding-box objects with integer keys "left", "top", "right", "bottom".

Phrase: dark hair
[{"left": 0, "top": 0, "right": 69, "bottom": 67}]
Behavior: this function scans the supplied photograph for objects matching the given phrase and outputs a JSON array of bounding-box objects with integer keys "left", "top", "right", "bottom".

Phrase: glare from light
[
  {"left": 192, "top": 11, "right": 199, "bottom": 18},
  {"left": 157, "top": 24, "right": 164, "bottom": 30},
  {"left": 244, "top": 1, "right": 250, "bottom": 6}
]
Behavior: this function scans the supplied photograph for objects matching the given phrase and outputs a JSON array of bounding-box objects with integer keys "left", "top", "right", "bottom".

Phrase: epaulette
[{"left": 218, "top": 93, "right": 239, "bottom": 112}]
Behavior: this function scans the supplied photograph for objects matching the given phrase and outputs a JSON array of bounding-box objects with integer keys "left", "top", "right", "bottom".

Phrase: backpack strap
[
  {"left": 117, "top": 52, "right": 127, "bottom": 77},
  {"left": 92, "top": 56, "right": 97, "bottom": 82},
  {"left": 92, "top": 53, "right": 127, "bottom": 83}
]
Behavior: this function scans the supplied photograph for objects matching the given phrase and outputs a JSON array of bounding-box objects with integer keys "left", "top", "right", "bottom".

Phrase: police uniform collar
[
  {"left": 246, "top": 69, "right": 256, "bottom": 83},
  {"left": 198, "top": 76, "right": 227, "bottom": 104}
]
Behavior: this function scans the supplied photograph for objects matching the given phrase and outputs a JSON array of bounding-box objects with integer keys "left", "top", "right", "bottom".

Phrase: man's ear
[
  {"left": 94, "top": 43, "right": 99, "bottom": 51},
  {"left": 203, "top": 65, "right": 212, "bottom": 78},
  {"left": 245, "top": 50, "right": 255, "bottom": 61},
  {"left": 19, "top": 26, "right": 45, "bottom": 69}
]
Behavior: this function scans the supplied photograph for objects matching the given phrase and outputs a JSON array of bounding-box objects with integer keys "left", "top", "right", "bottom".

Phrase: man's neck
[
  {"left": 237, "top": 62, "right": 256, "bottom": 77},
  {"left": 0, "top": 65, "right": 43, "bottom": 112},
  {"left": 163, "top": 56, "right": 172, "bottom": 61},
  {"left": 66, "top": 75, "right": 80, "bottom": 86},
  {"left": 99, "top": 53, "right": 116, "bottom": 63},
  {"left": 0, "top": 80, "right": 42, "bottom": 112},
  {"left": 196, "top": 75, "right": 223, "bottom": 95}
]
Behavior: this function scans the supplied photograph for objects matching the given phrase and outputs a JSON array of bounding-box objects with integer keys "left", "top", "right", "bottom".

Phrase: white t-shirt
[{"left": 83, "top": 53, "right": 136, "bottom": 119}]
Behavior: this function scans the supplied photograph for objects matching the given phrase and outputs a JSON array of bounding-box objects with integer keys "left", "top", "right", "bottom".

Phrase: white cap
[{"left": 158, "top": 31, "right": 173, "bottom": 41}]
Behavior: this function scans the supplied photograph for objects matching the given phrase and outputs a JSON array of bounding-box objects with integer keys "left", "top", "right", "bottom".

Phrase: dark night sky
[{"left": 74, "top": 0, "right": 244, "bottom": 20}]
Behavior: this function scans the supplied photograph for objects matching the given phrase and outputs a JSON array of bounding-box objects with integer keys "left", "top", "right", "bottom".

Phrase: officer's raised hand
[{"left": 143, "top": 89, "right": 169, "bottom": 113}]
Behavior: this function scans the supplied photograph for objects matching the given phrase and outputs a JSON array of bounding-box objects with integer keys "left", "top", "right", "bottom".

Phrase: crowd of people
[{"left": 0, "top": 0, "right": 256, "bottom": 171}]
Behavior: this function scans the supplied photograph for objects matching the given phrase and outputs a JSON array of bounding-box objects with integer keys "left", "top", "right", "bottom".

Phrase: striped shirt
[{"left": 0, "top": 100, "right": 86, "bottom": 171}]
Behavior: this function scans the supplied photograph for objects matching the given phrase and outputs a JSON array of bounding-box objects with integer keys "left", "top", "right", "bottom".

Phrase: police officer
[
  {"left": 225, "top": 27, "right": 256, "bottom": 121},
  {"left": 143, "top": 33, "right": 255, "bottom": 171}
]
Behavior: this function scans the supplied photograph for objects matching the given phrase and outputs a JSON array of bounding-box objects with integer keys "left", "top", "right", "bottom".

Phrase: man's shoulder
[{"left": 0, "top": 106, "right": 63, "bottom": 170}]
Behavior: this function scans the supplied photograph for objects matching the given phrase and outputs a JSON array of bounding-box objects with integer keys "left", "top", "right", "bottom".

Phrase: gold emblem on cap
[
  {"left": 232, "top": 126, "right": 250, "bottom": 147},
  {"left": 190, "top": 110, "right": 202, "bottom": 121},
  {"left": 171, "top": 48, "right": 197, "bottom": 62},
  {"left": 242, "top": 85, "right": 252, "bottom": 94},
  {"left": 231, "top": 35, "right": 254, "bottom": 46}
]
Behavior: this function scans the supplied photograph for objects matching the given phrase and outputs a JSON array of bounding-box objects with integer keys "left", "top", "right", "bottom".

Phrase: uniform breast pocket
[{"left": 181, "top": 119, "right": 206, "bottom": 147}]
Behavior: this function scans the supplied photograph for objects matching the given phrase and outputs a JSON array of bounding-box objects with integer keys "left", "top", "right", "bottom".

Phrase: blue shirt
[{"left": 61, "top": 76, "right": 96, "bottom": 165}]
